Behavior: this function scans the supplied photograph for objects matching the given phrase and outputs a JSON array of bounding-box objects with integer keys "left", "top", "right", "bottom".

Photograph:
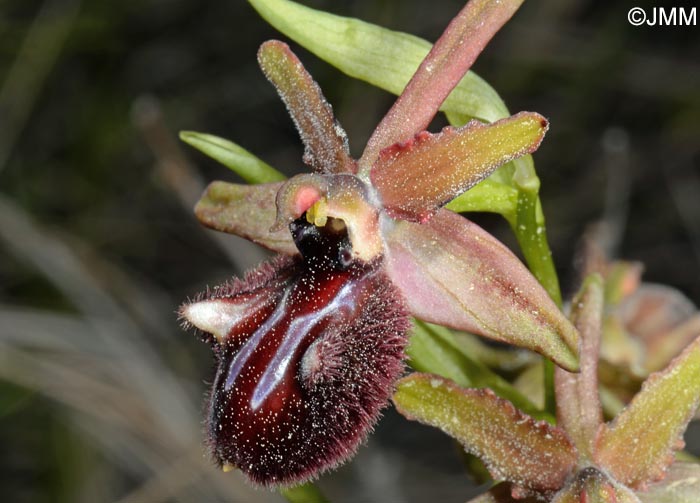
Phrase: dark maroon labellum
[{"left": 181, "top": 217, "right": 408, "bottom": 485}]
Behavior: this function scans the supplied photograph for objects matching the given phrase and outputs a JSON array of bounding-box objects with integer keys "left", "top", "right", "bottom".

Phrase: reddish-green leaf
[
  {"left": 407, "top": 320, "right": 547, "bottom": 420},
  {"left": 393, "top": 374, "right": 576, "bottom": 494},
  {"left": 595, "top": 336, "right": 700, "bottom": 488}
]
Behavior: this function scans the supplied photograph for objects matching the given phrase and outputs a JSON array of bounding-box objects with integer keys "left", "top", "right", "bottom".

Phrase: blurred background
[{"left": 1, "top": 0, "right": 698, "bottom": 501}]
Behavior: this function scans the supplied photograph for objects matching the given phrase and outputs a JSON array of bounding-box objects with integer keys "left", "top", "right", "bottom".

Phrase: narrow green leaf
[
  {"left": 359, "top": 0, "right": 525, "bottom": 169},
  {"left": 407, "top": 320, "right": 474, "bottom": 388},
  {"left": 595, "top": 336, "right": 700, "bottom": 488},
  {"left": 445, "top": 179, "right": 518, "bottom": 219},
  {"left": 408, "top": 321, "right": 548, "bottom": 420},
  {"left": 180, "top": 131, "right": 286, "bottom": 184},
  {"left": 452, "top": 330, "right": 538, "bottom": 373},
  {"left": 394, "top": 374, "right": 576, "bottom": 494},
  {"left": 247, "top": 0, "right": 509, "bottom": 124}
]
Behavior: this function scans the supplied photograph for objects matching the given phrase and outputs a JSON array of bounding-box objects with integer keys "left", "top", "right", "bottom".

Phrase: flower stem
[
  {"left": 511, "top": 155, "right": 562, "bottom": 416},
  {"left": 512, "top": 160, "right": 562, "bottom": 306}
]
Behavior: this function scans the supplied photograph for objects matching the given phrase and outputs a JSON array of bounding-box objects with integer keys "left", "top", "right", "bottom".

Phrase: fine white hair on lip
[{"left": 183, "top": 299, "right": 249, "bottom": 343}]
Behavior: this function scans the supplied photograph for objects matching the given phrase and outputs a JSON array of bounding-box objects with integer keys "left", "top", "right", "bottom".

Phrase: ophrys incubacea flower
[{"left": 180, "top": 0, "right": 579, "bottom": 486}]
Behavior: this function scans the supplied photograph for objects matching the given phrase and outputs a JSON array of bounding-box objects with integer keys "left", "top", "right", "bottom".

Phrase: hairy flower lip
[{"left": 182, "top": 220, "right": 410, "bottom": 486}]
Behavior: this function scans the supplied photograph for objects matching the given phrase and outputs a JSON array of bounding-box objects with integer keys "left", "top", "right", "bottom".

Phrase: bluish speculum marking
[{"left": 249, "top": 278, "right": 362, "bottom": 409}]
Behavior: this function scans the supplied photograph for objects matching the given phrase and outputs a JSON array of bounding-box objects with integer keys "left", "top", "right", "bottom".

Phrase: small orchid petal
[
  {"left": 393, "top": 374, "right": 576, "bottom": 495},
  {"left": 550, "top": 467, "right": 641, "bottom": 503},
  {"left": 383, "top": 209, "right": 579, "bottom": 371},
  {"left": 360, "top": 0, "right": 525, "bottom": 171},
  {"left": 636, "top": 462, "right": 700, "bottom": 503},
  {"left": 600, "top": 315, "right": 646, "bottom": 377},
  {"left": 555, "top": 274, "right": 604, "bottom": 460},
  {"left": 619, "top": 284, "right": 696, "bottom": 341},
  {"left": 594, "top": 335, "right": 700, "bottom": 488},
  {"left": 371, "top": 113, "right": 548, "bottom": 222},
  {"left": 258, "top": 40, "right": 355, "bottom": 174},
  {"left": 194, "top": 181, "right": 297, "bottom": 255},
  {"left": 645, "top": 314, "right": 700, "bottom": 373}
]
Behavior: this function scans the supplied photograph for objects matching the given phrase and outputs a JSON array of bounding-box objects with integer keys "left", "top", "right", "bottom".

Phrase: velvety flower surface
[
  {"left": 180, "top": 0, "right": 580, "bottom": 486},
  {"left": 183, "top": 219, "right": 408, "bottom": 485}
]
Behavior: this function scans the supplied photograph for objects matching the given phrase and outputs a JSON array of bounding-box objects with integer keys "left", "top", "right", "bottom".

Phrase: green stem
[
  {"left": 541, "top": 359, "right": 556, "bottom": 417},
  {"left": 280, "top": 482, "right": 330, "bottom": 503},
  {"left": 510, "top": 156, "right": 562, "bottom": 417},
  {"left": 511, "top": 170, "right": 562, "bottom": 305}
]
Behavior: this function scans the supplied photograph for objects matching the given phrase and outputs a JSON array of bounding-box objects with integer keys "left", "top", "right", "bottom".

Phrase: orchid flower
[
  {"left": 179, "top": 0, "right": 580, "bottom": 487},
  {"left": 394, "top": 275, "right": 700, "bottom": 502},
  {"left": 580, "top": 228, "right": 700, "bottom": 420}
]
